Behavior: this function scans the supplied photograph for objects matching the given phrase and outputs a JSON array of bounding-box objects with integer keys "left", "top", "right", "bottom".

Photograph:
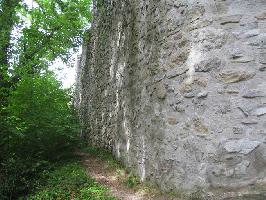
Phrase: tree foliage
[
  {"left": 0, "top": 0, "right": 21, "bottom": 151},
  {"left": 16, "top": 0, "right": 92, "bottom": 74},
  {"left": 0, "top": 0, "right": 92, "bottom": 199},
  {"left": 1, "top": 74, "right": 80, "bottom": 199},
  {"left": 0, "top": 0, "right": 21, "bottom": 68}
]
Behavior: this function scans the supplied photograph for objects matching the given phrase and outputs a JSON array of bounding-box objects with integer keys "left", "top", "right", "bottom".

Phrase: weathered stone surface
[
  {"left": 242, "top": 90, "right": 265, "bottom": 98},
  {"left": 259, "top": 66, "right": 266, "bottom": 71},
  {"left": 238, "top": 106, "right": 250, "bottom": 117},
  {"left": 259, "top": 53, "right": 266, "bottom": 64},
  {"left": 173, "top": 105, "right": 185, "bottom": 112},
  {"left": 248, "top": 33, "right": 266, "bottom": 47},
  {"left": 194, "top": 57, "right": 221, "bottom": 72},
  {"left": 250, "top": 107, "right": 266, "bottom": 116},
  {"left": 217, "top": 70, "right": 256, "bottom": 83},
  {"left": 184, "top": 91, "right": 196, "bottom": 98},
  {"left": 75, "top": 0, "right": 266, "bottom": 194},
  {"left": 167, "top": 117, "right": 178, "bottom": 125},
  {"left": 156, "top": 83, "right": 167, "bottom": 100},
  {"left": 224, "top": 139, "right": 260, "bottom": 155},
  {"left": 231, "top": 57, "right": 254, "bottom": 63},
  {"left": 192, "top": 117, "right": 209, "bottom": 134},
  {"left": 241, "top": 117, "right": 258, "bottom": 125},
  {"left": 192, "top": 27, "right": 227, "bottom": 51},
  {"left": 229, "top": 48, "right": 243, "bottom": 59},
  {"left": 233, "top": 126, "right": 244, "bottom": 134},
  {"left": 197, "top": 91, "right": 208, "bottom": 98},
  {"left": 166, "top": 68, "right": 188, "bottom": 79},
  {"left": 256, "top": 11, "right": 266, "bottom": 20},
  {"left": 241, "top": 29, "right": 260, "bottom": 39},
  {"left": 235, "top": 160, "right": 250, "bottom": 175},
  {"left": 219, "top": 15, "right": 242, "bottom": 25},
  {"left": 218, "top": 88, "right": 240, "bottom": 94}
]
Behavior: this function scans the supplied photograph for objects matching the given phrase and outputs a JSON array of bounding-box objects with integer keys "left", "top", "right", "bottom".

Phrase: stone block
[
  {"left": 224, "top": 139, "right": 260, "bottom": 155},
  {"left": 217, "top": 70, "right": 256, "bottom": 83}
]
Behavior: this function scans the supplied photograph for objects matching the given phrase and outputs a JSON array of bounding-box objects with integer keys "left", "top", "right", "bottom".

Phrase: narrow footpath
[{"left": 77, "top": 152, "right": 177, "bottom": 200}]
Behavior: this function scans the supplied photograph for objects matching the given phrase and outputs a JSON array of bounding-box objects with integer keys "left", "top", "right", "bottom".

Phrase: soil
[{"left": 77, "top": 152, "right": 178, "bottom": 200}]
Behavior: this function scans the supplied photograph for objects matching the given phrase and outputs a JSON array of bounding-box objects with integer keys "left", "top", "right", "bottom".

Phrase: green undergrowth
[
  {"left": 82, "top": 146, "right": 149, "bottom": 191},
  {"left": 82, "top": 146, "right": 205, "bottom": 200},
  {"left": 26, "top": 162, "right": 115, "bottom": 200},
  {"left": 82, "top": 146, "right": 124, "bottom": 170}
]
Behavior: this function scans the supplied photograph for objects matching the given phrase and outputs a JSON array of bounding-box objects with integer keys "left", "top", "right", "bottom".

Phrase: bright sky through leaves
[{"left": 23, "top": 0, "right": 79, "bottom": 88}]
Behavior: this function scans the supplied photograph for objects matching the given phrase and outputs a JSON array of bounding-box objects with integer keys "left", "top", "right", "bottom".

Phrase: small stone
[
  {"left": 156, "top": 83, "right": 167, "bottom": 99},
  {"left": 173, "top": 32, "right": 183, "bottom": 40},
  {"left": 179, "top": 82, "right": 192, "bottom": 94},
  {"left": 233, "top": 126, "right": 244, "bottom": 134},
  {"left": 167, "top": 117, "right": 178, "bottom": 125},
  {"left": 177, "top": 39, "right": 188, "bottom": 48},
  {"left": 259, "top": 66, "right": 266, "bottom": 71},
  {"left": 259, "top": 53, "right": 266, "bottom": 64},
  {"left": 229, "top": 48, "right": 243, "bottom": 59},
  {"left": 250, "top": 107, "right": 266, "bottom": 116},
  {"left": 216, "top": 104, "right": 231, "bottom": 114},
  {"left": 231, "top": 57, "right": 254, "bottom": 63},
  {"left": 237, "top": 106, "right": 249, "bottom": 117},
  {"left": 228, "top": 90, "right": 240, "bottom": 94},
  {"left": 224, "top": 138, "right": 260, "bottom": 155},
  {"left": 217, "top": 70, "right": 256, "bottom": 83},
  {"left": 235, "top": 161, "right": 250, "bottom": 175},
  {"left": 242, "top": 90, "right": 265, "bottom": 98},
  {"left": 242, "top": 160, "right": 250, "bottom": 167},
  {"left": 219, "top": 15, "right": 242, "bottom": 25},
  {"left": 194, "top": 57, "right": 222, "bottom": 72},
  {"left": 255, "top": 11, "right": 266, "bottom": 20},
  {"left": 153, "top": 73, "right": 165, "bottom": 83},
  {"left": 248, "top": 33, "right": 266, "bottom": 47},
  {"left": 171, "top": 51, "right": 189, "bottom": 64},
  {"left": 197, "top": 91, "right": 208, "bottom": 98},
  {"left": 241, "top": 29, "right": 260, "bottom": 38},
  {"left": 193, "top": 118, "right": 209, "bottom": 134},
  {"left": 225, "top": 89, "right": 239, "bottom": 94},
  {"left": 189, "top": 19, "right": 212, "bottom": 31},
  {"left": 194, "top": 76, "right": 208, "bottom": 87},
  {"left": 224, "top": 168, "right": 234, "bottom": 177},
  {"left": 218, "top": 88, "right": 239, "bottom": 94},
  {"left": 184, "top": 91, "right": 196, "bottom": 98},
  {"left": 241, "top": 117, "right": 258, "bottom": 125},
  {"left": 166, "top": 68, "right": 188, "bottom": 79},
  {"left": 167, "top": 86, "right": 175, "bottom": 93},
  {"left": 174, "top": 105, "right": 185, "bottom": 112}
]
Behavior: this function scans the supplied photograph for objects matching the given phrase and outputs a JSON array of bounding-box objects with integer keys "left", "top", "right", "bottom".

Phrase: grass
[
  {"left": 81, "top": 146, "right": 162, "bottom": 197},
  {"left": 82, "top": 146, "right": 142, "bottom": 186},
  {"left": 21, "top": 145, "right": 204, "bottom": 200},
  {"left": 81, "top": 146, "right": 123, "bottom": 169},
  {"left": 25, "top": 162, "right": 116, "bottom": 200},
  {"left": 81, "top": 146, "right": 205, "bottom": 200}
]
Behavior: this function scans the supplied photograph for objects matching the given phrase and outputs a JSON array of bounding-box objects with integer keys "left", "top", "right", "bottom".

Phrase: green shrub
[
  {"left": 0, "top": 73, "right": 80, "bottom": 199},
  {"left": 27, "top": 163, "right": 116, "bottom": 200}
]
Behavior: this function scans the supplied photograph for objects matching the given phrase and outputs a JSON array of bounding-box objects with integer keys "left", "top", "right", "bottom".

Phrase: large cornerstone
[{"left": 76, "top": 0, "right": 266, "bottom": 192}]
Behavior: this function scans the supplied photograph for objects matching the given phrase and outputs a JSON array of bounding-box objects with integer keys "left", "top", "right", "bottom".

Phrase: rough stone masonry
[{"left": 76, "top": 0, "right": 266, "bottom": 192}]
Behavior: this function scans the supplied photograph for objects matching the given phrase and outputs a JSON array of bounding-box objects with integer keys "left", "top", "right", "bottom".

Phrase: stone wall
[{"left": 76, "top": 0, "right": 266, "bottom": 192}]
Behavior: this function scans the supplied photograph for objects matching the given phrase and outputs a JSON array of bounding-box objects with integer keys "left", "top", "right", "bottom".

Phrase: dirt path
[{"left": 77, "top": 152, "right": 173, "bottom": 200}]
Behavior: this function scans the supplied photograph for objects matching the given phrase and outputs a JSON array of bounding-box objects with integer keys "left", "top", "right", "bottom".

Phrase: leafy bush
[
  {"left": 0, "top": 72, "right": 80, "bottom": 199},
  {"left": 0, "top": 0, "right": 94, "bottom": 199}
]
